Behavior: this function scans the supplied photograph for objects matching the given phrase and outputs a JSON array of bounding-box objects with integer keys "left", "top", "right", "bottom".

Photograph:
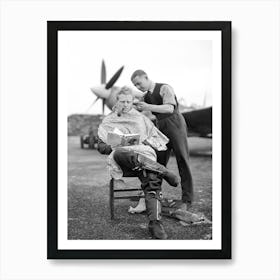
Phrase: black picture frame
[{"left": 47, "top": 21, "right": 231, "bottom": 259}]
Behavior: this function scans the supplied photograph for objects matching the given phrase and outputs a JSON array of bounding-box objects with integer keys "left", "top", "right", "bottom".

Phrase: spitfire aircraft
[{"left": 89, "top": 60, "right": 212, "bottom": 138}]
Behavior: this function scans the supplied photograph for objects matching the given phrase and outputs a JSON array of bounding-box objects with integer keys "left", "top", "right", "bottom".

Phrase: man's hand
[
  {"left": 112, "top": 102, "right": 124, "bottom": 116},
  {"left": 97, "top": 137, "right": 113, "bottom": 155},
  {"left": 135, "top": 101, "right": 150, "bottom": 111}
]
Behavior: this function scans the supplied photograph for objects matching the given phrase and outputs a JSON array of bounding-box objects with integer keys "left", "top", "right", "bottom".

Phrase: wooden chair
[{"left": 109, "top": 174, "right": 144, "bottom": 220}]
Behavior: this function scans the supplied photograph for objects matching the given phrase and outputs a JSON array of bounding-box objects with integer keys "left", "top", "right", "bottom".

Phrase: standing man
[{"left": 131, "top": 70, "right": 193, "bottom": 209}]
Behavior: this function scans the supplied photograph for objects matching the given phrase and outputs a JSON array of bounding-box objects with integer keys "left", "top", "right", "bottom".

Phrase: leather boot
[
  {"left": 145, "top": 190, "right": 168, "bottom": 239},
  {"left": 137, "top": 154, "right": 179, "bottom": 187},
  {"left": 148, "top": 220, "right": 168, "bottom": 239}
]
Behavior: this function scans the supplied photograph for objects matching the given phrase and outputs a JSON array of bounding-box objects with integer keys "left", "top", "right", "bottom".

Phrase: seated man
[{"left": 97, "top": 86, "right": 179, "bottom": 239}]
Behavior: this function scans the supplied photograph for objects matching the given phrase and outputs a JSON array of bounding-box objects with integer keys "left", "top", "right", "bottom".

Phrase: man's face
[
  {"left": 117, "top": 94, "right": 133, "bottom": 113},
  {"left": 132, "top": 75, "right": 150, "bottom": 92}
]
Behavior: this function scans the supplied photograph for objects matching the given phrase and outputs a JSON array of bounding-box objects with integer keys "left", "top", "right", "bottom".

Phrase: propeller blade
[
  {"left": 105, "top": 66, "right": 124, "bottom": 89},
  {"left": 102, "top": 99, "right": 105, "bottom": 115},
  {"left": 101, "top": 59, "right": 106, "bottom": 84},
  {"left": 86, "top": 97, "right": 100, "bottom": 113}
]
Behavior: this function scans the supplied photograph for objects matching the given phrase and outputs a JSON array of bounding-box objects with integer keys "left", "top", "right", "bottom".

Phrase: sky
[{"left": 58, "top": 31, "right": 215, "bottom": 116}]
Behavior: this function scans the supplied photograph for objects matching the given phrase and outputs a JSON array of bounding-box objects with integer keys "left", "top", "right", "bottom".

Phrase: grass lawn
[{"left": 68, "top": 136, "right": 212, "bottom": 240}]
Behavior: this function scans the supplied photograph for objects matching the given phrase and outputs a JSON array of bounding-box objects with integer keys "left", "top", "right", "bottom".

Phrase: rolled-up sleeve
[{"left": 160, "top": 85, "right": 177, "bottom": 107}]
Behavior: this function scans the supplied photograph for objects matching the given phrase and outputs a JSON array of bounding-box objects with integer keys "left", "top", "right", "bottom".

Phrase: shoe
[
  {"left": 137, "top": 154, "right": 179, "bottom": 187},
  {"left": 148, "top": 220, "right": 168, "bottom": 239}
]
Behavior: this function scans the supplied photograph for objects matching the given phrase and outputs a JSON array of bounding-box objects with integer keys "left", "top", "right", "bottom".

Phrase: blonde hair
[{"left": 116, "top": 86, "right": 133, "bottom": 100}]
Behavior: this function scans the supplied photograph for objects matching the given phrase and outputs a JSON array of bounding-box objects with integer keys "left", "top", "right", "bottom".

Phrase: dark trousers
[
  {"left": 156, "top": 112, "right": 193, "bottom": 203},
  {"left": 113, "top": 149, "right": 162, "bottom": 221}
]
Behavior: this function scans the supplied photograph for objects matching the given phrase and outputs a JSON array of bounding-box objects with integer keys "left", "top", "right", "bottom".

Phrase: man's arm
[
  {"left": 159, "top": 85, "right": 177, "bottom": 107},
  {"left": 97, "top": 137, "right": 112, "bottom": 155},
  {"left": 143, "top": 103, "right": 174, "bottom": 114}
]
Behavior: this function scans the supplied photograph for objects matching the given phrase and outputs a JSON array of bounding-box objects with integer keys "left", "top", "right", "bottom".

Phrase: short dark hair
[{"left": 130, "top": 70, "right": 147, "bottom": 81}]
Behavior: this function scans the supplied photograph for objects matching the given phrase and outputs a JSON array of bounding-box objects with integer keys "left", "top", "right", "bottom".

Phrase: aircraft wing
[{"left": 182, "top": 107, "right": 212, "bottom": 138}]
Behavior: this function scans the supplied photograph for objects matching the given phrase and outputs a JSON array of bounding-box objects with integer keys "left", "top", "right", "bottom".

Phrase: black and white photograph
[
  {"left": 48, "top": 21, "right": 231, "bottom": 259},
  {"left": 2, "top": 0, "right": 280, "bottom": 278}
]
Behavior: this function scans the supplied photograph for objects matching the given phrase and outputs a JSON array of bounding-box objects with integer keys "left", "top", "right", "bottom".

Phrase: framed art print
[{"left": 47, "top": 21, "right": 231, "bottom": 259}]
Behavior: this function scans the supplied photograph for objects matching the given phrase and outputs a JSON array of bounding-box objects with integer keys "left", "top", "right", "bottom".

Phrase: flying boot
[
  {"left": 113, "top": 148, "right": 179, "bottom": 188},
  {"left": 141, "top": 172, "right": 168, "bottom": 239},
  {"left": 145, "top": 190, "right": 168, "bottom": 239},
  {"left": 136, "top": 154, "right": 179, "bottom": 187}
]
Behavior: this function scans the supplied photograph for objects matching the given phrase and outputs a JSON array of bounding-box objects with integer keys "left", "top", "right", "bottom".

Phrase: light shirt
[{"left": 149, "top": 82, "right": 177, "bottom": 106}]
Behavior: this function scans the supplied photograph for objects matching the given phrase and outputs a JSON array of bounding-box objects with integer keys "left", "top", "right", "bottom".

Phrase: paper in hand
[{"left": 107, "top": 128, "right": 140, "bottom": 147}]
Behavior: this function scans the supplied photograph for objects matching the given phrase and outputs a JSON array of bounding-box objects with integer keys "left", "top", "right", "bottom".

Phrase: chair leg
[{"left": 109, "top": 178, "right": 114, "bottom": 220}]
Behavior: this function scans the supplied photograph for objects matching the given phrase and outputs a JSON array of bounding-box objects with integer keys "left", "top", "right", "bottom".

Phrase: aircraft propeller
[
  {"left": 86, "top": 96, "right": 100, "bottom": 113},
  {"left": 105, "top": 65, "right": 124, "bottom": 89},
  {"left": 101, "top": 59, "right": 106, "bottom": 84},
  {"left": 90, "top": 60, "right": 124, "bottom": 114}
]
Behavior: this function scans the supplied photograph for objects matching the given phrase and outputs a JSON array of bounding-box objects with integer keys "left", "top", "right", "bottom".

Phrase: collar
[{"left": 148, "top": 81, "right": 155, "bottom": 93}]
